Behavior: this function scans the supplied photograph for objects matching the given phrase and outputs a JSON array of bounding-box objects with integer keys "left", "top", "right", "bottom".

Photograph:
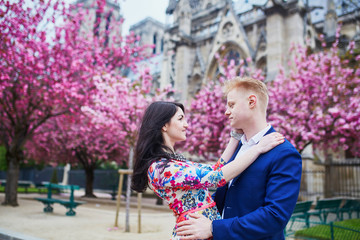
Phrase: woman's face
[{"left": 162, "top": 107, "right": 188, "bottom": 146}]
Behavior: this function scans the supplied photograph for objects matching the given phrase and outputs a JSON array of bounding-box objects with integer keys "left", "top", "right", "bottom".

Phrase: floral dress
[{"left": 148, "top": 157, "right": 227, "bottom": 240}]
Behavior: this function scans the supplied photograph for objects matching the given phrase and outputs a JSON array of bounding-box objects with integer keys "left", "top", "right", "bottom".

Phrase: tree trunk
[
  {"left": 84, "top": 165, "right": 97, "bottom": 198},
  {"left": 2, "top": 149, "right": 22, "bottom": 206},
  {"left": 125, "top": 146, "right": 134, "bottom": 232}
]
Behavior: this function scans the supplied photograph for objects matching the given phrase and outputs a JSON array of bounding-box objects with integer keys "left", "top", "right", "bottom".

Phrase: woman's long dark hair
[{"left": 131, "top": 101, "right": 185, "bottom": 193}]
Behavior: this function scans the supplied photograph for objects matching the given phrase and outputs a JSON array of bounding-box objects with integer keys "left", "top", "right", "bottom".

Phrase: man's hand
[{"left": 176, "top": 213, "right": 212, "bottom": 240}]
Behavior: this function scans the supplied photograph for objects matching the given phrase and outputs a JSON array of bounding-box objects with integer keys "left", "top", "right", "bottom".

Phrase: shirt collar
[{"left": 241, "top": 124, "right": 272, "bottom": 146}]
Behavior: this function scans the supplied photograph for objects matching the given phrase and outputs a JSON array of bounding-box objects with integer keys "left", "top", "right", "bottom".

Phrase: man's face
[{"left": 225, "top": 88, "right": 251, "bottom": 129}]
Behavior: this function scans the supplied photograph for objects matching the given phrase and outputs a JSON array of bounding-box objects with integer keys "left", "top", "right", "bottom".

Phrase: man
[{"left": 177, "top": 77, "right": 302, "bottom": 240}]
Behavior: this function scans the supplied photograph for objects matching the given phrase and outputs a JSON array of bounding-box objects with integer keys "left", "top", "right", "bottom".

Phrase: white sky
[{"left": 120, "top": 0, "right": 168, "bottom": 34}]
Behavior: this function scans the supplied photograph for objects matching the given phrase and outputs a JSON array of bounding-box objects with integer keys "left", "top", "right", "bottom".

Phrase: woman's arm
[
  {"left": 221, "top": 132, "right": 284, "bottom": 182},
  {"left": 148, "top": 133, "right": 283, "bottom": 190},
  {"left": 220, "top": 137, "right": 240, "bottom": 163}
]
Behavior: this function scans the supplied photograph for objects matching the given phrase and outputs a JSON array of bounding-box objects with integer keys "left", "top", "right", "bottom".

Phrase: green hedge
[{"left": 0, "top": 145, "right": 6, "bottom": 171}]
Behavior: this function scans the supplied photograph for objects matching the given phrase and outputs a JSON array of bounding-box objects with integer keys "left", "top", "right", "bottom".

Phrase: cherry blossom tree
[
  {"left": 26, "top": 111, "right": 128, "bottom": 198},
  {"left": 0, "top": 0, "right": 150, "bottom": 206},
  {"left": 27, "top": 71, "right": 173, "bottom": 197},
  {"left": 268, "top": 34, "right": 360, "bottom": 156},
  {"left": 183, "top": 49, "right": 264, "bottom": 160}
]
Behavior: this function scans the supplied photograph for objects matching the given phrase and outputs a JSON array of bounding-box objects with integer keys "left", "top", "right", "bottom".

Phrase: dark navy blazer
[{"left": 213, "top": 127, "right": 302, "bottom": 240}]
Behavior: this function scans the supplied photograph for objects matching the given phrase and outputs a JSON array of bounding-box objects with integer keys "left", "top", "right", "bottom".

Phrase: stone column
[
  {"left": 266, "top": 12, "right": 285, "bottom": 80},
  {"left": 175, "top": 45, "right": 191, "bottom": 102}
]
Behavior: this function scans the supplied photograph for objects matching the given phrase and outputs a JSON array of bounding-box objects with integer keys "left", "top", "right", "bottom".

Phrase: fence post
[
  {"left": 330, "top": 222, "right": 334, "bottom": 240},
  {"left": 324, "top": 154, "right": 333, "bottom": 198}
]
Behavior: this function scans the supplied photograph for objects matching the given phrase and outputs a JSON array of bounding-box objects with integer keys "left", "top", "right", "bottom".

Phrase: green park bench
[
  {"left": 288, "top": 200, "right": 313, "bottom": 229},
  {"left": 307, "top": 198, "right": 342, "bottom": 224},
  {"left": 339, "top": 199, "right": 360, "bottom": 220},
  {"left": 35, "top": 182, "right": 48, "bottom": 194},
  {"left": 0, "top": 179, "right": 33, "bottom": 193},
  {"left": 35, "top": 183, "right": 86, "bottom": 216}
]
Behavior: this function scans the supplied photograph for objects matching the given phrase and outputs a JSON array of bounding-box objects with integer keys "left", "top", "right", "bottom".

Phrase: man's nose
[{"left": 225, "top": 108, "right": 230, "bottom": 116}]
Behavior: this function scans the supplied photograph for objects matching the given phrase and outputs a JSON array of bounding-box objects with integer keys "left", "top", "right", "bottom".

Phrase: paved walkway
[
  {"left": 0, "top": 192, "right": 175, "bottom": 240},
  {"left": 1, "top": 192, "right": 345, "bottom": 240}
]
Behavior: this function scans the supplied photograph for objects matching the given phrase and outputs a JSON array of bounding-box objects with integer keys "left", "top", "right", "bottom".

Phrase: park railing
[
  {"left": 299, "top": 158, "right": 360, "bottom": 201},
  {"left": 287, "top": 219, "right": 360, "bottom": 240},
  {"left": 285, "top": 197, "right": 360, "bottom": 240}
]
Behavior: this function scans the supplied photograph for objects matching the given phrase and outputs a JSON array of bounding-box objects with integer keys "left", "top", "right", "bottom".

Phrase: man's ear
[{"left": 248, "top": 95, "right": 257, "bottom": 109}]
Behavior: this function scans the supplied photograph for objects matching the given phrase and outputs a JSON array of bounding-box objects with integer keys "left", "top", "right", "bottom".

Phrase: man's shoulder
[
  {"left": 279, "top": 139, "right": 298, "bottom": 151},
  {"left": 269, "top": 139, "right": 302, "bottom": 161}
]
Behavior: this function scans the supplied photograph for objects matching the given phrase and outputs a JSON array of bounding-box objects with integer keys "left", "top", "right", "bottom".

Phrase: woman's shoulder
[
  {"left": 148, "top": 157, "right": 165, "bottom": 166},
  {"left": 149, "top": 158, "right": 171, "bottom": 169},
  {"left": 149, "top": 157, "right": 190, "bottom": 170}
]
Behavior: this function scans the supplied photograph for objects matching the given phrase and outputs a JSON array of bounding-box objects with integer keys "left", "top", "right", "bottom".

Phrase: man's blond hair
[{"left": 223, "top": 76, "right": 269, "bottom": 112}]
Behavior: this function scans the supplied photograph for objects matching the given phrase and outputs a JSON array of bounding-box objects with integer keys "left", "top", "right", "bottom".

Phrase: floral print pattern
[{"left": 148, "top": 157, "right": 227, "bottom": 240}]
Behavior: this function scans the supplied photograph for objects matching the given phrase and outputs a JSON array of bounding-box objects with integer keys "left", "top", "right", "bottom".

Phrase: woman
[{"left": 131, "top": 101, "right": 284, "bottom": 239}]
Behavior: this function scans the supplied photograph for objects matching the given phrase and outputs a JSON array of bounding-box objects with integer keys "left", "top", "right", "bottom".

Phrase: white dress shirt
[{"left": 222, "top": 124, "right": 272, "bottom": 218}]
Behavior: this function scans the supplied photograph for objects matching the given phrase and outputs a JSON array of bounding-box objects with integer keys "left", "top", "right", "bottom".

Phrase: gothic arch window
[
  {"left": 207, "top": 44, "right": 247, "bottom": 82},
  {"left": 188, "top": 74, "right": 202, "bottom": 98},
  {"left": 307, "top": 30, "right": 312, "bottom": 40},
  {"left": 224, "top": 49, "right": 241, "bottom": 66},
  {"left": 139, "top": 33, "right": 143, "bottom": 45},
  {"left": 161, "top": 38, "right": 164, "bottom": 52},
  {"left": 153, "top": 33, "right": 157, "bottom": 54},
  {"left": 104, "top": 11, "right": 112, "bottom": 46},
  {"left": 339, "top": 34, "right": 350, "bottom": 53},
  {"left": 256, "top": 56, "right": 267, "bottom": 79},
  {"left": 93, "top": 11, "right": 101, "bottom": 37}
]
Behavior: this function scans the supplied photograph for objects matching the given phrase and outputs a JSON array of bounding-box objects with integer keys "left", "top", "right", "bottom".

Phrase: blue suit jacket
[{"left": 213, "top": 127, "right": 302, "bottom": 240}]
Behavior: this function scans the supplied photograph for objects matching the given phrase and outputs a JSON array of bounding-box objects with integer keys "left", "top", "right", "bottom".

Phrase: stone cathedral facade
[{"left": 130, "top": 0, "right": 360, "bottom": 102}]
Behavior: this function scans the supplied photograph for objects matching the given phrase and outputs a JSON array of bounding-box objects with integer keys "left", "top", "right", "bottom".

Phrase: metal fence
[
  {"left": 0, "top": 167, "right": 120, "bottom": 191},
  {"left": 299, "top": 158, "right": 360, "bottom": 202},
  {"left": 287, "top": 219, "right": 360, "bottom": 240}
]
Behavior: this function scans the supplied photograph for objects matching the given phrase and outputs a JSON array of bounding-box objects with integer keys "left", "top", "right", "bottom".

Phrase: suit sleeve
[{"left": 212, "top": 147, "right": 302, "bottom": 240}]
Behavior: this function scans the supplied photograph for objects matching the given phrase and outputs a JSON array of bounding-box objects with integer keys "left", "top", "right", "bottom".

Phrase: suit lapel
[
  {"left": 229, "top": 126, "right": 276, "bottom": 185},
  {"left": 227, "top": 141, "right": 243, "bottom": 164}
]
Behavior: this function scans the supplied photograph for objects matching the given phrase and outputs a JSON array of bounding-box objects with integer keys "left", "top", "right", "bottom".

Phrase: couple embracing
[{"left": 131, "top": 77, "right": 302, "bottom": 240}]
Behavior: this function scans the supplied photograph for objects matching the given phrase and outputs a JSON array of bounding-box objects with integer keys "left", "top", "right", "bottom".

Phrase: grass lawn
[
  {"left": 0, "top": 186, "right": 47, "bottom": 194},
  {"left": 295, "top": 219, "right": 360, "bottom": 240}
]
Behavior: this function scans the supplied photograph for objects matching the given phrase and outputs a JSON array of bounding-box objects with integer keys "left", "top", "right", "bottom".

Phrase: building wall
[
  {"left": 130, "top": 0, "right": 359, "bottom": 103},
  {"left": 73, "top": 0, "right": 122, "bottom": 46},
  {"left": 130, "top": 18, "right": 165, "bottom": 56}
]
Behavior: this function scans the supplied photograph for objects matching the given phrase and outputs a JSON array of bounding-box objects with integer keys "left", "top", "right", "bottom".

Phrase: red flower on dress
[
  {"left": 213, "top": 159, "right": 222, "bottom": 170},
  {"left": 218, "top": 179, "right": 226, "bottom": 187},
  {"left": 164, "top": 171, "right": 172, "bottom": 178}
]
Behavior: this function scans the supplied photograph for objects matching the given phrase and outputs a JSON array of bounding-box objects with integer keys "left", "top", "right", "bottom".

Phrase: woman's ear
[{"left": 162, "top": 125, "right": 167, "bottom": 132}]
